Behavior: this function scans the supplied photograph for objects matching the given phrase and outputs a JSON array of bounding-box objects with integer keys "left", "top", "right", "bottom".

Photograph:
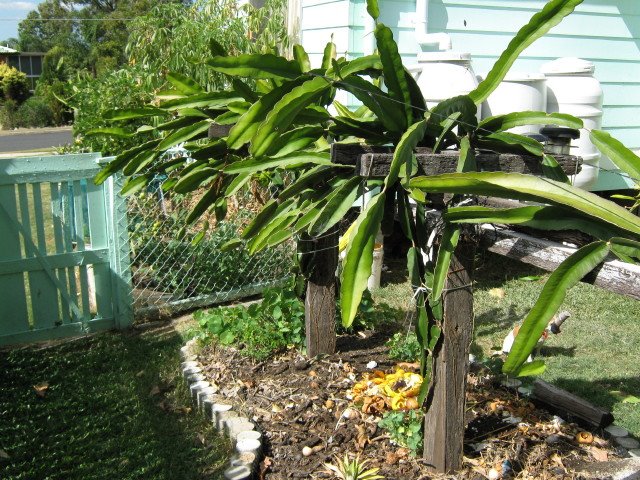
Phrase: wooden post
[
  {"left": 304, "top": 229, "right": 338, "bottom": 357},
  {"left": 423, "top": 239, "right": 474, "bottom": 473}
]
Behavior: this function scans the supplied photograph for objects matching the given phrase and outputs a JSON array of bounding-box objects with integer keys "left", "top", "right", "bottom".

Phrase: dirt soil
[{"left": 197, "top": 326, "right": 624, "bottom": 479}]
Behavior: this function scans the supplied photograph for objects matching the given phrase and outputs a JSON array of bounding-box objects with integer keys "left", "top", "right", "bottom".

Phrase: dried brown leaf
[
  {"left": 590, "top": 446, "right": 608, "bottom": 462},
  {"left": 0, "top": 449, "right": 9, "bottom": 459},
  {"left": 33, "top": 382, "right": 49, "bottom": 398},
  {"left": 149, "top": 385, "right": 161, "bottom": 396}
]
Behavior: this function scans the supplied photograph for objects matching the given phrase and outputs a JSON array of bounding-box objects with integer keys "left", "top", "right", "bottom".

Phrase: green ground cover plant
[
  {"left": 195, "top": 286, "right": 306, "bottom": 359},
  {"left": 0, "top": 326, "right": 229, "bottom": 479}
]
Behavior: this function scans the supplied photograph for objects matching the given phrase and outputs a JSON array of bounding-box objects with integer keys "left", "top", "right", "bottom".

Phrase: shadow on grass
[{"left": 0, "top": 326, "right": 228, "bottom": 480}]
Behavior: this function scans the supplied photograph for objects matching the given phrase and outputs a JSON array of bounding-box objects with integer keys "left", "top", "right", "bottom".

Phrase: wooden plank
[
  {"left": 0, "top": 249, "right": 110, "bottom": 275},
  {"left": 24, "top": 183, "right": 60, "bottom": 329},
  {"left": 0, "top": 153, "right": 101, "bottom": 186},
  {"left": 72, "top": 180, "right": 91, "bottom": 319},
  {"left": 0, "top": 316, "right": 116, "bottom": 347},
  {"left": 303, "top": 230, "right": 338, "bottom": 357},
  {"left": 532, "top": 379, "right": 614, "bottom": 428},
  {"left": 480, "top": 225, "right": 640, "bottom": 300},
  {"left": 0, "top": 184, "right": 30, "bottom": 334},
  {"left": 60, "top": 181, "right": 78, "bottom": 320},
  {"left": 50, "top": 182, "right": 71, "bottom": 323},
  {"left": 330, "top": 144, "right": 581, "bottom": 177},
  {"left": 86, "top": 181, "right": 113, "bottom": 320},
  {"left": 423, "top": 239, "right": 474, "bottom": 473}
]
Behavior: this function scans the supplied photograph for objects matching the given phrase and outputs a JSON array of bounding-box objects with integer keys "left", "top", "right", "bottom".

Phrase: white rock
[
  {"left": 501, "top": 378, "right": 522, "bottom": 388},
  {"left": 606, "top": 425, "right": 630, "bottom": 438},
  {"left": 366, "top": 361, "right": 378, "bottom": 369},
  {"left": 181, "top": 360, "right": 199, "bottom": 369},
  {"left": 236, "top": 438, "right": 261, "bottom": 454},
  {"left": 488, "top": 467, "right": 501, "bottom": 480},
  {"left": 302, "top": 446, "right": 313, "bottom": 456},
  {"left": 224, "top": 465, "right": 252, "bottom": 480}
]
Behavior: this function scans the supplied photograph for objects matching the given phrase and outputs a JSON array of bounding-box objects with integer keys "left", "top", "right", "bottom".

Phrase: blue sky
[{"left": 0, "top": 1, "right": 42, "bottom": 42}]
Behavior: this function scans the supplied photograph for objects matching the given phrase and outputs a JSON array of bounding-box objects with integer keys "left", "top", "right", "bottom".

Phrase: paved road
[{"left": 0, "top": 127, "right": 74, "bottom": 153}]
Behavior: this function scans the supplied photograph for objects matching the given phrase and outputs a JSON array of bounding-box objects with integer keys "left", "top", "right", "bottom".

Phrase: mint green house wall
[{"left": 300, "top": 0, "right": 640, "bottom": 153}]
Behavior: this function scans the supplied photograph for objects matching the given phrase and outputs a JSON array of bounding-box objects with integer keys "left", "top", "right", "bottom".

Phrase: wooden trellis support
[{"left": 301, "top": 144, "right": 582, "bottom": 472}]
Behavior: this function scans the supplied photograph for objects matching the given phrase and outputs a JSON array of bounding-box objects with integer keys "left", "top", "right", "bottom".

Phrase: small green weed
[
  {"left": 386, "top": 332, "right": 421, "bottom": 362},
  {"left": 195, "top": 287, "right": 305, "bottom": 360},
  {"left": 378, "top": 410, "right": 423, "bottom": 455}
]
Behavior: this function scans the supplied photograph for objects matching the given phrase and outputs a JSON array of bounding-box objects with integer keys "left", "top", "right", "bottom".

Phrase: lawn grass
[
  {"left": 372, "top": 252, "right": 640, "bottom": 437},
  {"left": 0, "top": 322, "right": 230, "bottom": 480}
]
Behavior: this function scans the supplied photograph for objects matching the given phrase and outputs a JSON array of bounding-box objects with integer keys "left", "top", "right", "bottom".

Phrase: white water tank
[
  {"left": 413, "top": 51, "right": 481, "bottom": 121},
  {"left": 483, "top": 73, "right": 547, "bottom": 134},
  {"left": 540, "top": 57, "right": 603, "bottom": 189}
]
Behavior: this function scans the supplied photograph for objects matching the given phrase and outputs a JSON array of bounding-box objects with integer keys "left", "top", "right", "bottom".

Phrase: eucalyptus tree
[{"left": 92, "top": 0, "right": 640, "bottom": 388}]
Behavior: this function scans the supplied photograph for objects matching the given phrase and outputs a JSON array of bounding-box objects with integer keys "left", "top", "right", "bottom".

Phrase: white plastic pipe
[{"left": 415, "top": 0, "right": 452, "bottom": 50}]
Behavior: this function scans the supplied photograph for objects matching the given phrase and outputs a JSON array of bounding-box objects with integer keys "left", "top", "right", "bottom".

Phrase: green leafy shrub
[
  {"left": 377, "top": 410, "right": 423, "bottom": 455},
  {"left": 195, "top": 286, "right": 305, "bottom": 359},
  {"left": 15, "top": 96, "right": 55, "bottom": 127},
  {"left": 386, "top": 332, "right": 421, "bottom": 363},
  {"left": 0, "top": 98, "right": 18, "bottom": 129},
  {"left": 0, "top": 64, "right": 29, "bottom": 103}
]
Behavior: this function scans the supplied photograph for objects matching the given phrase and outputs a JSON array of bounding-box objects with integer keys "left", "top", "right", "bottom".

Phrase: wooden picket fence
[{"left": 0, "top": 154, "right": 133, "bottom": 346}]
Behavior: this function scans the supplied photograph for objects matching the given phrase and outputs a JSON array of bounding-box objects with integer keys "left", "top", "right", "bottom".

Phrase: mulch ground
[{"left": 197, "top": 326, "right": 623, "bottom": 479}]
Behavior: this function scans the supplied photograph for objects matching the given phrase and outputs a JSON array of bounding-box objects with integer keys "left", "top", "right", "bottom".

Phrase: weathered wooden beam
[
  {"left": 532, "top": 379, "right": 614, "bottom": 428},
  {"left": 331, "top": 143, "right": 581, "bottom": 177},
  {"left": 304, "top": 229, "right": 338, "bottom": 357},
  {"left": 423, "top": 239, "right": 474, "bottom": 473},
  {"left": 479, "top": 225, "right": 640, "bottom": 300}
]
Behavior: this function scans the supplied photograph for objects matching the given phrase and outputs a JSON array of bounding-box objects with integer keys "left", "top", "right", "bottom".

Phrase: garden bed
[{"left": 197, "top": 325, "right": 629, "bottom": 479}]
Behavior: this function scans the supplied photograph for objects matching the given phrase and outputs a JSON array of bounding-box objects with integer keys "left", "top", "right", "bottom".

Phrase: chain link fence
[{"left": 123, "top": 178, "right": 295, "bottom": 319}]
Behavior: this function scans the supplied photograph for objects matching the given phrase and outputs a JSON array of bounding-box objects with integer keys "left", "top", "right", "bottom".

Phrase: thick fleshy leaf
[
  {"left": 121, "top": 174, "right": 152, "bottom": 196},
  {"left": 123, "top": 150, "right": 162, "bottom": 176},
  {"left": 85, "top": 127, "right": 134, "bottom": 138},
  {"left": 186, "top": 188, "right": 221, "bottom": 224},
  {"left": 470, "top": 0, "right": 582, "bottom": 104},
  {"left": 444, "top": 205, "right": 628, "bottom": 240},
  {"left": 409, "top": 172, "right": 640, "bottom": 237},
  {"left": 479, "top": 111, "right": 583, "bottom": 133},
  {"left": 209, "top": 38, "right": 227, "bottom": 57},
  {"left": 166, "top": 72, "right": 205, "bottom": 95},
  {"left": 590, "top": 129, "right": 640, "bottom": 181},
  {"left": 207, "top": 53, "right": 302, "bottom": 79},
  {"left": 250, "top": 76, "right": 332, "bottom": 157},
  {"left": 279, "top": 165, "right": 334, "bottom": 201},
  {"left": 103, "top": 107, "right": 165, "bottom": 121},
  {"left": 430, "top": 225, "right": 460, "bottom": 303},
  {"left": 293, "top": 45, "right": 311, "bottom": 73},
  {"left": 541, "top": 154, "right": 570, "bottom": 183},
  {"left": 515, "top": 360, "right": 546, "bottom": 377},
  {"left": 321, "top": 42, "right": 337, "bottom": 70},
  {"left": 242, "top": 199, "right": 294, "bottom": 240},
  {"left": 337, "top": 75, "right": 406, "bottom": 134},
  {"left": 366, "top": 0, "right": 379, "bottom": 21},
  {"left": 159, "top": 92, "right": 243, "bottom": 110},
  {"left": 341, "top": 193, "right": 385, "bottom": 327},
  {"left": 232, "top": 79, "right": 259, "bottom": 103},
  {"left": 433, "top": 112, "right": 461, "bottom": 153},
  {"left": 329, "top": 117, "right": 388, "bottom": 143},
  {"left": 503, "top": 241, "right": 610, "bottom": 374},
  {"left": 309, "top": 176, "right": 361, "bottom": 235},
  {"left": 387, "top": 119, "right": 428, "bottom": 187},
  {"left": 173, "top": 167, "right": 218, "bottom": 194},
  {"left": 156, "top": 120, "right": 210, "bottom": 151},
  {"left": 94, "top": 139, "right": 161, "bottom": 185},
  {"left": 375, "top": 23, "right": 412, "bottom": 126},
  {"left": 157, "top": 115, "right": 202, "bottom": 131},
  {"left": 457, "top": 135, "right": 476, "bottom": 173},
  {"left": 331, "top": 55, "right": 383, "bottom": 79},
  {"left": 248, "top": 209, "right": 299, "bottom": 254},
  {"left": 189, "top": 139, "right": 228, "bottom": 161},
  {"left": 478, "top": 131, "right": 544, "bottom": 156},
  {"left": 224, "top": 151, "right": 333, "bottom": 174},
  {"left": 404, "top": 69, "right": 427, "bottom": 121},
  {"left": 227, "top": 78, "right": 307, "bottom": 149},
  {"left": 428, "top": 95, "right": 477, "bottom": 135},
  {"left": 610, "top": 237, "right": 640, "bottom": 261},
  {"left": 266, "top": 125, "right": 325, "bottom": 157}
]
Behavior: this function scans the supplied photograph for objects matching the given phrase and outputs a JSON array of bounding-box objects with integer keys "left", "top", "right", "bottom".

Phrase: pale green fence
[{"left": 0, "top": 154, "right": 133, "bottom": 346}]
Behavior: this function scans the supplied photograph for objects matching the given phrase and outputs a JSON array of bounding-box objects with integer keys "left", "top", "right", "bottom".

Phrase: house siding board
[{"left": 301, "top": 1, "right": 640, "bottom": 148}]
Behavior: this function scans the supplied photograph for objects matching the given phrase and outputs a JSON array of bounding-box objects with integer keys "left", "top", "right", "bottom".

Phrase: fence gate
[{"left": 0, "top": 153, "right": 132, "bottom": 346}]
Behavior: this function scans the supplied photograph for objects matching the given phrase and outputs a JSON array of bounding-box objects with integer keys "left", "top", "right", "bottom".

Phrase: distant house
[
  {"left": 0, "top": 45, "right": 44, "bottom": 91},
  {"left": 295, "top": 0, "right": 639, "bottom": 190}
]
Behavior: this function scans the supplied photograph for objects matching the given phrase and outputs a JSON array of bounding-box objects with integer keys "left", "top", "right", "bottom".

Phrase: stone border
[{"left": 180, "top": 338, "right": 261, "bottom": 480}]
